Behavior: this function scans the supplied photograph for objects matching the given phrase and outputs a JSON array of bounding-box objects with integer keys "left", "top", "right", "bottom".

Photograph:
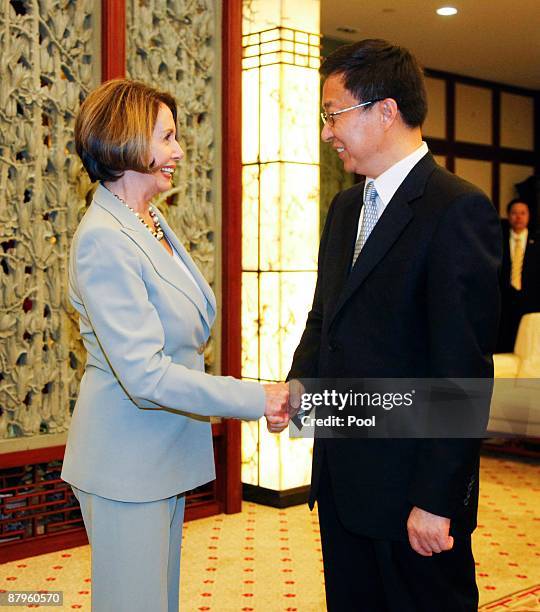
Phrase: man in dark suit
[
  {"left": 497, "top": 199, "right": 540, "bottom": 352},
  {"left": 288, "top": 40, "right": 502, "bottom": 611}
]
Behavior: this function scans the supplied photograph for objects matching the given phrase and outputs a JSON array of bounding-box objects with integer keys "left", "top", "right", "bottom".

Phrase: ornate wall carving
[
  {"left": 0, "top": 0, "right": 219, "bottom": 443},
  {"left": 0, "top": 0, "right": 96, "bottom": 442},
  {"left": 126, "top": 0, "right": 219, "bottom": 372}
]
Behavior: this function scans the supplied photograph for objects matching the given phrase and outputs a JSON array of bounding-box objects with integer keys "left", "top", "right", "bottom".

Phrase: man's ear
[{"left": 380, "top": 98, "right": 399, "bottom": 128}]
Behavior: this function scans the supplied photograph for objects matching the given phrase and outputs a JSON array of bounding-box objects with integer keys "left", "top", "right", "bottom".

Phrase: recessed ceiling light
[{"left": 436, "top": 6, "right": 458, "bottom": 16}]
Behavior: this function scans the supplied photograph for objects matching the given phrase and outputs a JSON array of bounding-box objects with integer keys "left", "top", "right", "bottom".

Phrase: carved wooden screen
[
  {"left": 126, "top": 0, "right": 219, "bottom": 373},
  {"left": 1, "top": 0, "right": 224, "bottom": 440},
  {"left": 0, "top": 0, "right": 98, "bottom": 444}
]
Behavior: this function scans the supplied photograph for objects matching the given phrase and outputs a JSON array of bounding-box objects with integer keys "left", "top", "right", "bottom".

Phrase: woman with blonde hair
[{"left": 61, "top": 79, "right": 289, "bottom": 611}]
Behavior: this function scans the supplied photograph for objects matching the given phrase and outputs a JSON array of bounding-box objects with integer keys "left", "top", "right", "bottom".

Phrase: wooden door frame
[{"left": 220, "top": 0, "right": 243, "bottom": 513}]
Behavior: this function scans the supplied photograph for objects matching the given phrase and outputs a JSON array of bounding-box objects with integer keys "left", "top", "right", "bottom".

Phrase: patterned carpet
[
  {"left": 475, "top": 456, "right": 540, "bottom": 611},
  {"left": 479, "top": 585, "right": 540, "bottom": 611},
  {"left": 0, "top": 455, "right": 538, "bottom": 611}
]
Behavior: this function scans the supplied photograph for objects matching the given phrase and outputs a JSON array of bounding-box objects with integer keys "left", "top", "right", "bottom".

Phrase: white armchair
[
  {"left": 494, "top": 313, "right": 540, "bottom": 378},
  {"left": 489, "top": 313, "right": 540, "bottom": 437}
]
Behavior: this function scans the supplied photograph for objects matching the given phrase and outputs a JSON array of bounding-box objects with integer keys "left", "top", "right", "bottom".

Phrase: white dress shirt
[
  {"left": 356, "top": 142, "right": 429, "bottom": 241},
  {"left": 171, "top": 244, "right": 205, "bottom": 301}
]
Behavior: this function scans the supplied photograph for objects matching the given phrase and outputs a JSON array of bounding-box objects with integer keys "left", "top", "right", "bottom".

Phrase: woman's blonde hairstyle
[{"left": 75, "top": 79, "right": 177, "bottom": 182}]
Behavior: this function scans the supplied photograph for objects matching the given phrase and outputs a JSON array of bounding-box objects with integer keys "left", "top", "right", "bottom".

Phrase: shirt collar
[
  {"left": 510, "top": 228, "right": 528, "bottom": 242},
  {"left": 365, "top": 142, "right": 429, "bottom": 206}
]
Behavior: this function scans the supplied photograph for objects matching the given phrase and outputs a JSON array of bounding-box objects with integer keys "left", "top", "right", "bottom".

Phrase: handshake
[{"left": 262, "top": 380, "right": 303, "bottom": 434}]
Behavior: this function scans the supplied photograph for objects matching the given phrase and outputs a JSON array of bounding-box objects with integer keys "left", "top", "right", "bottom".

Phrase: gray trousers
[{"left": 72, "top": 486, "right": 185, "bottom": 612}]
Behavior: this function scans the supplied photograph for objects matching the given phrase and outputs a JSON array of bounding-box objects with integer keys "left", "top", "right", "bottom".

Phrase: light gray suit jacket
[{"left": 61, "top": 184, "right": 265, "bottom": 502}]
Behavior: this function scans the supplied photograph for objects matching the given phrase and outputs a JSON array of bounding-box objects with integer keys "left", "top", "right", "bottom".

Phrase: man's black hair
[{"left": 320, "top": 39, "right": 428, "bottom": 128}]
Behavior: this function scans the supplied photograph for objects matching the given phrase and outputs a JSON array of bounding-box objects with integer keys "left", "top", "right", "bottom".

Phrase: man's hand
[
  {"left": 288, "top": 379, "right": 305, "bottom": 418},
  {"left": 407, "top": 506, "right": 453, "bottom": 556},
  {"left": 263, "top": 383, "right": 289, "bottom": 433}
]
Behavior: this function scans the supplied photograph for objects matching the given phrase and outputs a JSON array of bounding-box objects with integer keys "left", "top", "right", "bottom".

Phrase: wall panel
[
  {"left": 455, "top": 84, "right": 492, "bottom": 145},
  {"left": 126, "top": 0, "right": 220, "bottom": 372},
  {"left": 424, "top": 77, "right": 446, "bottom": 139},
  {"left": 455, "top": 158, "right": 492, "bottom": 197},
  {"left": 0, "top": 0, "right": 98, "bottom": 446},
  {"left": 500, "top": 92, "right": 534, "bottom": 151}
]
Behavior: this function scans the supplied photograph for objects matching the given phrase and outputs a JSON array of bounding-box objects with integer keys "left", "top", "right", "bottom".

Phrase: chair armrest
[{"left": 493, "top": 353, "right": 520, "bottom": 378}]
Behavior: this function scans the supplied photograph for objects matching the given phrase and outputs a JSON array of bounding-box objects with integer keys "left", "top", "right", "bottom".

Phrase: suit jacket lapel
[
  {"left": 333, "top": 185, "right": 364, "bottom": 295},
  {"left": 93, "top": 184, "right": 214, "bottom": 329},
  {"left": 329, "top": 153, "right": 436, "bottom": 329},
  {"left": 154, "top": 210, "right": 217, "bottom": 322}
]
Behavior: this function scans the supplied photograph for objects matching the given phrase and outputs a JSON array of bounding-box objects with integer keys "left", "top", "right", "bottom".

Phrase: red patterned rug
[
  {"left": 0, "top": 456, "right": 538, "bottom": 610},
  {"left": 479, "top": 584, "right": 540, "bottom": 610}
]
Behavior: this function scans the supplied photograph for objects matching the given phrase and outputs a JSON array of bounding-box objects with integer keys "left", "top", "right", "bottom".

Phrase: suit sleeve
[
  {"left": 72, "top": 226, "right": 265, "bottom": 420},
  {"left": 408, "top": 191, "right": 502, "bottom": 518},
  {"left": 287, "top": 195, "right": 338, "bottom": 381}
]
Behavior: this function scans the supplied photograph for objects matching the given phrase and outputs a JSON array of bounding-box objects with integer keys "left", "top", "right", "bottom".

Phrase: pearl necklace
[{"left": 110, "top": 191, "right": 164, "bottom": 242}]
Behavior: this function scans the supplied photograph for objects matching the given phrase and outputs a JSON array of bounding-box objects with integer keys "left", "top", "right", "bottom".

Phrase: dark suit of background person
[
  {"left": 288, "top": 40, "right": 502, "bottom": 612},
  {"left": 497, "top": 200, "right": 540, "bottom": 352}
]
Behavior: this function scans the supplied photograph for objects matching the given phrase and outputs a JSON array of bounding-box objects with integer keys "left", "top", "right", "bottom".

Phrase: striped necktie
[{"left": 352, "top": 181, "right": 378, "bottom": 267}]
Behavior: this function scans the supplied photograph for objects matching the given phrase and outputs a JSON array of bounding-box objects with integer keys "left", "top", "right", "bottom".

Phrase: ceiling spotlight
[{"left": 436, "top": 6, "right": 458, "bottom": 16}]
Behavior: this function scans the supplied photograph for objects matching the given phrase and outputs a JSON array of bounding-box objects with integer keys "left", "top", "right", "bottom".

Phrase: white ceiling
[{"left": 321, "top": 0, "right": 540, "bottom": 90}]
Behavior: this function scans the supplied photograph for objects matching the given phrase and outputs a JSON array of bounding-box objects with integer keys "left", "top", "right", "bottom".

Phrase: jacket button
[
  {"left": 197, "top": 343, "right": 206, "bottom": 355},
  {"left": 328, "top": 341, "right": 340, "bottom": 352}
]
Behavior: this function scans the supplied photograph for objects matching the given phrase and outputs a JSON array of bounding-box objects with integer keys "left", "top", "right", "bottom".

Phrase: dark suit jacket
[{"left": 288, "top": 153, "right": 502, "bottom": 542}]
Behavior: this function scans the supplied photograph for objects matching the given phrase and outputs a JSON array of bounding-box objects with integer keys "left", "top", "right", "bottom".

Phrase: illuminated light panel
[{"left": 241, "top": 0, "right": 320, "bottom": 492}]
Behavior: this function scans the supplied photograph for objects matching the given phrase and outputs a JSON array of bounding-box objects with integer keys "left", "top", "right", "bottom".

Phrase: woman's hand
[{"left": 263, "top": 383, "right": 290, "bottom": 433}]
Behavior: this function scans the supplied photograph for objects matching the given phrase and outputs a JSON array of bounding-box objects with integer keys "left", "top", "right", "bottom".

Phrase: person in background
[
  {"left": 497, "top": 199, "right": 540, "bottom": 352},
  {"left": 61, "top": 79, "right": 289, "bottom": 612}
]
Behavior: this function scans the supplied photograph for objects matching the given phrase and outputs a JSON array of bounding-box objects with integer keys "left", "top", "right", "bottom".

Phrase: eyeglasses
[{"left": 320, "top": 99, "right": 381, "bottom": 127}]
